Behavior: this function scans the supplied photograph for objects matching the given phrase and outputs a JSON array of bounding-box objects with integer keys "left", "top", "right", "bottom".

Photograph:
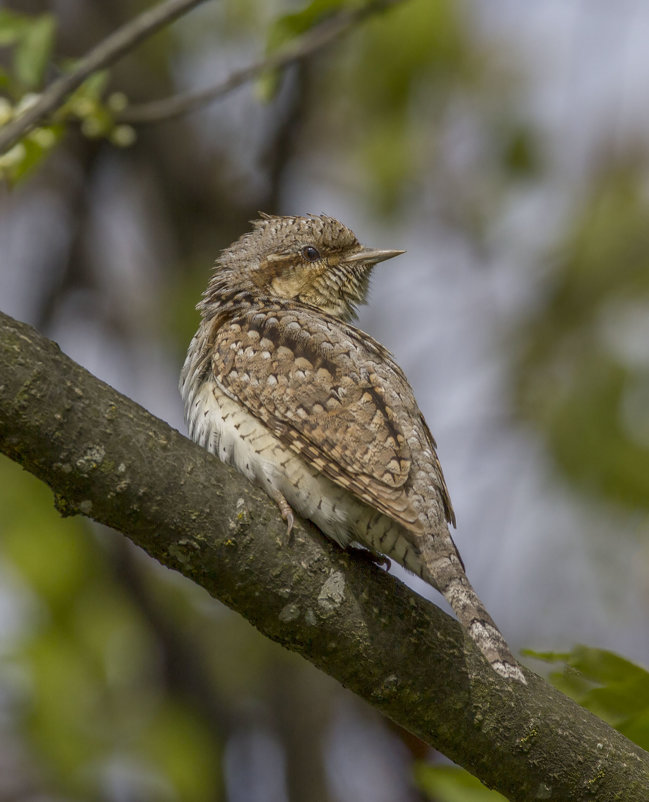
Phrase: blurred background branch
[
  {"left": 119, "top": 0, "right": 409, "bottom": 125},
  {"left": 0, "top": 0, "right": 207, "bottom": 153}
]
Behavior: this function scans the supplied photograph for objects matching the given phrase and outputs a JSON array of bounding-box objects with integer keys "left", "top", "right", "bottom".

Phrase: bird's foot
[{"left": 272, "top": 492, "right": 295, "bottom": 541}]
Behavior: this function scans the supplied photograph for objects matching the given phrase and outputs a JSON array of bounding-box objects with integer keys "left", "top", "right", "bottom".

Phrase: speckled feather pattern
[
  {"left": 210, "top": 296, "right": 455, "bottom": 532},
  {"left": 181, "top": 214, "right": 526, "bottom": 683}
]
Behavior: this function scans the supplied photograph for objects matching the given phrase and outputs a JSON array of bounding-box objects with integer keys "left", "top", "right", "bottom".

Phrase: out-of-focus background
[{"left": 2, "top": 1, "right": 649, "bottom": 799}]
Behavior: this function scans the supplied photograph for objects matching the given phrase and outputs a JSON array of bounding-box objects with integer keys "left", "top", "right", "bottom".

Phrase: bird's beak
[{"left": 344, "top": 247, "right": 406, "bottom": 265}]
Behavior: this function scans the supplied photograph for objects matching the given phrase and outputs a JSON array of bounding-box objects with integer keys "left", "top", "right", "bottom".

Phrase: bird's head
[{"left": 201, "top": 213, "right": 404, "bottom": 321}]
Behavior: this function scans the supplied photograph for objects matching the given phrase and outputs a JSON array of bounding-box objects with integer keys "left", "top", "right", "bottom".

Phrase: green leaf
[
  {"left": 254, "top": 70, "right": 282, "bottom": 103},
  {"left": 520, "top": 648, "right": 571, "bottom": 662},
  {"left": 60, "top": 70, "right": 113, "bottom": 138},
  {"left": 0, "top": 67, "right": 14, "bottom": 92},
  {"left": 415, "top": 765, "right": 507, "bottom": 801},
  {"left": 525, "top": 646, "right": 649, "bottom": 685},
  {"left": 258, "top": 0, "right": 351, "bottom": 101},
  {"left": 525, "top": 645, "right": 649, "bottom": 750},
  {"left": 619, "top": 709, "right": 649, "bottom": 752},
  {"left": 267, "top": 0, "right": 349, "bottom": 53},
  {"left": 0, "top": 9, "right": 28, "bottom": 45},
  {"left": 78, "top": 68, "right": 110, "bottom": 100},
  {"left": 0, "top": 124, "right": 63, "bottom": 185},
  {"left": 14, "top": 13, "right": 56, "bottom": 88}
]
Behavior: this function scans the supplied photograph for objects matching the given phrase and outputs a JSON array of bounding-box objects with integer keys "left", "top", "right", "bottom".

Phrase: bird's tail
[{"left": 420, "top": 540, "right": 527, "bottom": 684}]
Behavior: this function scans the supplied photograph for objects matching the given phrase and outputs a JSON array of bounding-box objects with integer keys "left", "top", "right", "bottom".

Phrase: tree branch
[
  {"left": 0, "top": 0, "right": 207, "bottom": 154},
  {"left": 1, "top": 309, "right": 648, "bottom": 800},
  {"left": 119, "top": 0, "right": 408, "bottom": 126}
]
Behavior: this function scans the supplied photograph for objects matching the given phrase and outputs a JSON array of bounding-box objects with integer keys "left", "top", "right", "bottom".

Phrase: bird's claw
[{"left": 274, "top": 494, "right": 295, "bottom": 542}]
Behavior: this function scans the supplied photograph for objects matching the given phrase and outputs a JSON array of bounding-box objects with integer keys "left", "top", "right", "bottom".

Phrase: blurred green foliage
[
  {"left": 0, "top": 11, "right": 134, "bottom": 184},
  {"left": 416, "top": 764, "right": 507, "bottom": 801},
  {"left": 525, "top": 646, "right": 649, "bottom": 752},
  {"left": 297, "top": 0, "right": 541, "bottom": 217},
  {"left": 0, "top": 455, "right": 223, "bottom": 800},
  {"left": 1, "top": 0, "right": 539, "bottom": 215},
  {"left": 0, "top": 9, "right": 55, "bottom": 90},
  {"left": 259, "top": 0, "right": 350, "bottom": 99},
  {"left": 0, "top": 9, "right": 60, "bottom": 182},
  {"left": 515, "top": 169, "right": 649, "bottom": 511},
  {"left": 267, "top": 0, "right": 350, "bottom": 53},
  {"left": 339, "top": 0, "right": 467, "bottom": 213}
]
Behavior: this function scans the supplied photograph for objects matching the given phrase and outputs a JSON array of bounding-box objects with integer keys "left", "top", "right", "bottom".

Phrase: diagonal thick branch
[
  {"left": 1, "top": 309, "right": 648, "bottom": 801},
  {"left": 0, "top": 0, "right": 207, "bottom": 153}
]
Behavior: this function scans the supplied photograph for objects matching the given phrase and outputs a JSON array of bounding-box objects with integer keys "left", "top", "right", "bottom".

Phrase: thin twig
[
  {"left": 119, "top": 0, "right": 407, "bottom": 125},
  {"left": 0, "top": 0, "right": 208, "bottom": 154}
]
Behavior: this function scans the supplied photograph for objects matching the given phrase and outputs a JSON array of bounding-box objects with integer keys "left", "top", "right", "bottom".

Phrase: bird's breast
[{"left": 183, "top": 374, "right": 373, "bottom": 549}]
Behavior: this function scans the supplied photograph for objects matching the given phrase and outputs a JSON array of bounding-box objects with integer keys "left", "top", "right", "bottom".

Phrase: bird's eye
[{"left": 301, "top": 245, "right": 320, "bottom": 262}]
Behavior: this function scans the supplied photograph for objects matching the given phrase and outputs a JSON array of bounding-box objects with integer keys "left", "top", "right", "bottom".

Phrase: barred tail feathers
[{"left": 420, "top": 541, "right": 527, "bottom": 684}]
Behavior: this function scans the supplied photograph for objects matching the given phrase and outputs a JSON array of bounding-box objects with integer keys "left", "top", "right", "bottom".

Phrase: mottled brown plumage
[{"left": 181, "top": 213, "right": 525, "bottom": 683}]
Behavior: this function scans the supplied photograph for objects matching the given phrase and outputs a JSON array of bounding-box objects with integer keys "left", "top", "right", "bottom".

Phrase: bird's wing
[{"left": 208, "top": 304, "right": 454, "bottom": 533}]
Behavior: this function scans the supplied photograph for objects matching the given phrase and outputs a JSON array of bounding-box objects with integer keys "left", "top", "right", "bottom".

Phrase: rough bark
[{"left": 1, "top": 309, "right": 648, "bottom": 801}]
